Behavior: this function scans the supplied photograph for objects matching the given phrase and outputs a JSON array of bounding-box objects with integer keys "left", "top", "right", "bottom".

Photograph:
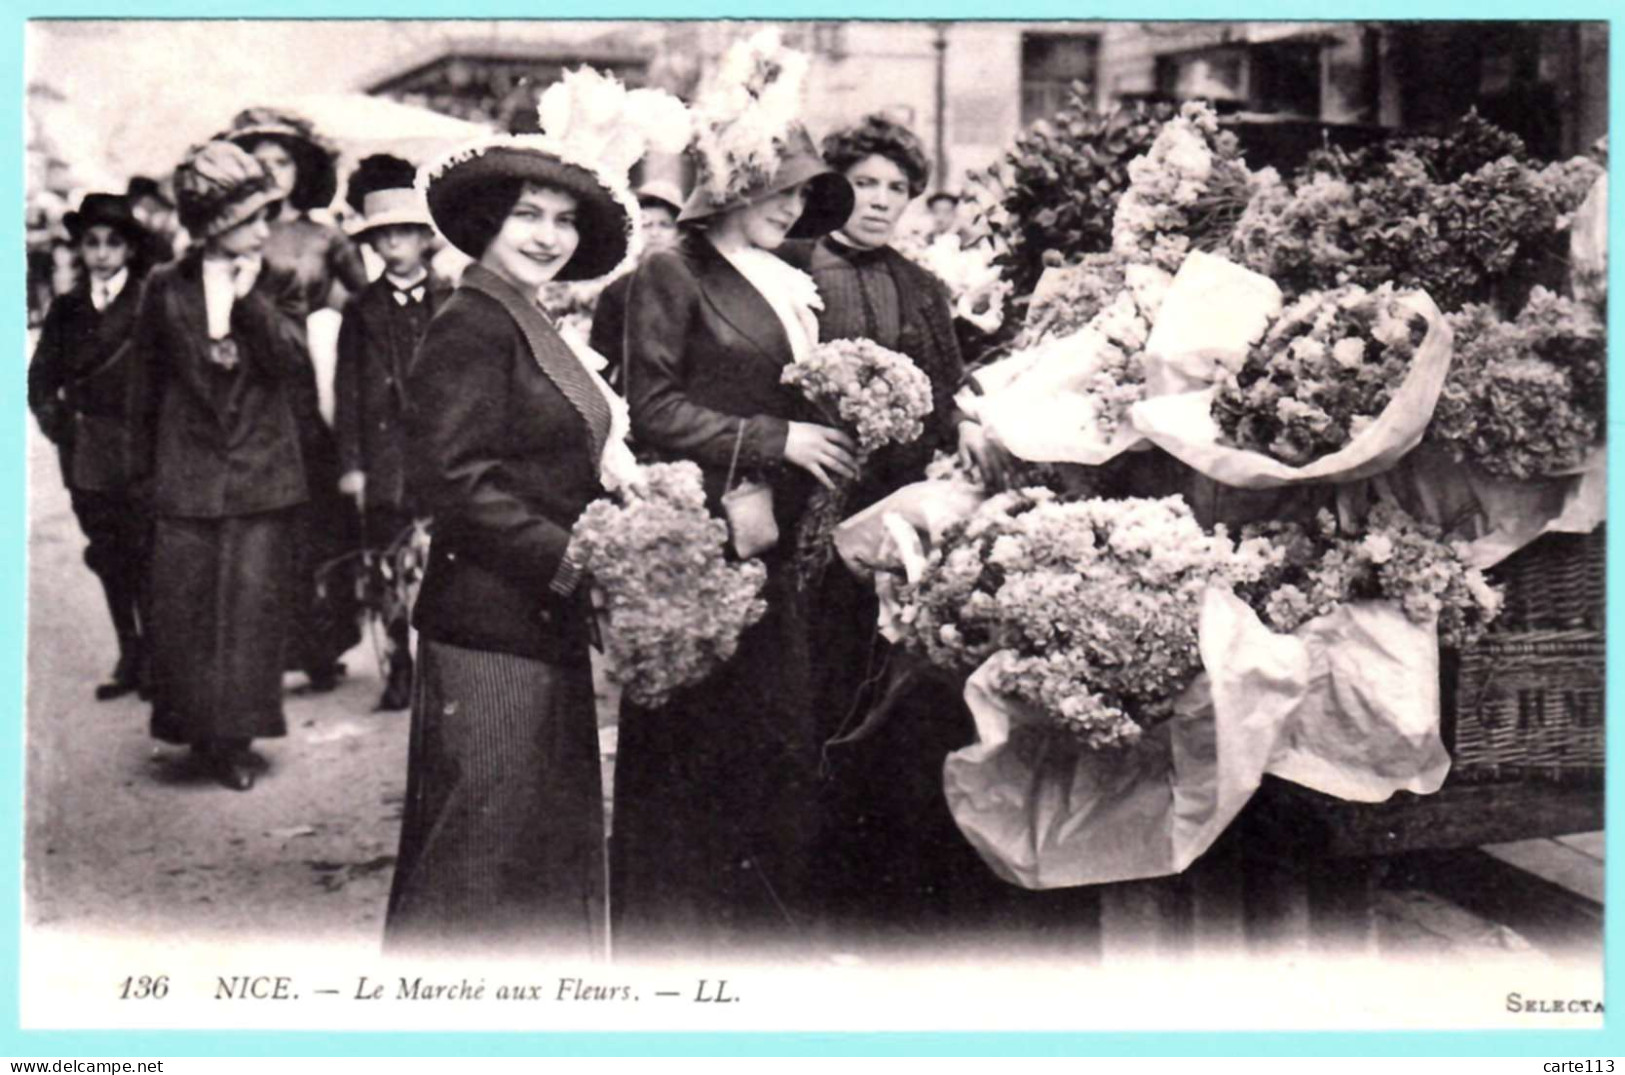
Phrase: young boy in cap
[
  {"left": 27, "top": 193, "right": 153, "bottom": 700},
  {"left": 333, "top": 176, "right": 447, "bottom": 710}
]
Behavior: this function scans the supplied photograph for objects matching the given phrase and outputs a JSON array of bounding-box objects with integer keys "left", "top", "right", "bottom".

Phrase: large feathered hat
[
  {"left": 419, "top": 67, "right": 693, "bottom": 283},
  {"left": 677, "top": 28, "right": 853, "bottom": 239},
  {"left": 223, "top": 107, "right": 339, "bottom": 211}
]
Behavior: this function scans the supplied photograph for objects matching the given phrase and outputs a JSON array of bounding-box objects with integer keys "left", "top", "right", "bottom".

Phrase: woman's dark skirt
[
  {"left": 384, "top": 640, "right": 606, "bottom": 961},
  {"left": 610, "top": 556, "right": 820, "bottom": 959},
  {"left": 148, "top": 508, "right": 298, "bottom": 746}
]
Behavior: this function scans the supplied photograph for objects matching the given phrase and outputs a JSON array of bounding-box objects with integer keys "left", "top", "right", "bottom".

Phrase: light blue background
[{"left": 0, "top": 0, "right": 1618, "bottom": 1057}]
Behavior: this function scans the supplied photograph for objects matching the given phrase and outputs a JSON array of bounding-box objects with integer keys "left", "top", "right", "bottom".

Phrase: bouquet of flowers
[
  {"left": 892, "top": 490, "right": 1270, "bottom": 750},
  {"left": 1235, "top": 502, "right": 1503, "bottom": 648},
  {"left": 898, "top": 232, "right": 1012, "bottom": 335},
  {"left": 1211, "top": 283, "right": 1430, "bottom": 466},
  {"left": 1427, "top": 287, "right": 1605, "bottom": 480},
  {"left": 781, "top": 337, "right": 934, "bottom": 587},
  {"left": 1111, "top": 101, "right": 1259, "bottom": 273},
  {"left": 1230, "top": 111, "right": 1605, "bottom": 311},
  {"left": 571, "top": 461, "right": 769, "bottom": 708}
]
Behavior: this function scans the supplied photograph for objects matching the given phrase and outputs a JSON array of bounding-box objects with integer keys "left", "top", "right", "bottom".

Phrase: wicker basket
[{"left": 1447, "top": 527, "right": 1605, "bottom": 781}]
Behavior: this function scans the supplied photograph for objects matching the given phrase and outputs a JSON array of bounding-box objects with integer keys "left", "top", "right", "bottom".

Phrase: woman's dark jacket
[
  {"left": 124, "top": 253, "right": 311, "bottom": 518},
  {"left": 622, "top": 233, "right": 813, "bottom": 521},
  {"left": 405, "top": 263, "right": 610, "bottom": 668}
]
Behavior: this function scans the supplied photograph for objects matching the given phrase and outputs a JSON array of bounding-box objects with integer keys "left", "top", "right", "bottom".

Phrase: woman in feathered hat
[
  {"left": 224, "top": 107, "right": 369, "bottom": 693},
  {"left": 124, "top": 141, "right": 311, "bottom": 791},
  {"left": 381, "top": 103, "right": 647, "bottom": 957},
  {"left": 610, "top": 30, "right": 860, "bottom": 958}
]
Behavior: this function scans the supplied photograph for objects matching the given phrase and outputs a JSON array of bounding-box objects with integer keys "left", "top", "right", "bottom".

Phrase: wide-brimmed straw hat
[
  {"left": 419, "top": 135, "right": 640, "bottom": 284},
  {"left": 677, "top": 124, "right": 853, "bottom": 240},
  {"left": 346, "top": 187, "right": 434, "bottom": 241},
  {"left": 224, "top": 107, "right": 339, "bottom": 212},
  {"left": 173, "top": 141, "right": 283, "bottom": 239}
]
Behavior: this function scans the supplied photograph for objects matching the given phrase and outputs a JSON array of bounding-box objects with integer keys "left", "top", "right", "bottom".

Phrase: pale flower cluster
[
  {"left": 781, "top": 337, "right": 935, "bottom": 457},
  {"left": 572, "top": 461, "right": 769, "bottom": 708},
  {"left": 898, "top": 233, "right": 1012, "bottom": 334},
  {"left": 893, "top": 490, "right": 1270, "bottom": 750},
  {"left": 1111, "top": 101, "right": 1254, "bottom": 272}
]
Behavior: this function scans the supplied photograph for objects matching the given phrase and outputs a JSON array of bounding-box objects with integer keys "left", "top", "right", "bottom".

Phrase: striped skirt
[{"left": 384, "top": 640, "right": 605, "bottom": 960}]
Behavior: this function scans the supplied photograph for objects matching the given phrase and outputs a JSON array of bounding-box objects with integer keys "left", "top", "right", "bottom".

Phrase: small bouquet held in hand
[
  {"left": 781, "top": 337, "right": 934, "bottom": 587},
  {"left": 892, "top": 490, "right": 1269, "bottom": 750},
  {"left": 572, "top": 461, "right": 769, "bottom": 708},
  {"left": 1212, "top": 283, "right": 1430, "bottom": 466}
]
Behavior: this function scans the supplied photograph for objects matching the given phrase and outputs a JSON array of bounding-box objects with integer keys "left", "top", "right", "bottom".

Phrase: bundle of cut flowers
[
  {"left": 890, "top": 490, "right": 1273, "bottom": 750},
  {"left": 1211, "top": 283, "right": 1429, "bottom": 466},
  {"left": 572, "top": 461, "right": 769, "bottom": 708},
  {"left": 1234, "top": 502, "right": 1503, "bottom": 649},
  {"left": 1426, "top": 287, "right": 1605, "bottom": 480},
  {"left": 898, "top": 232, "right": 1012, "bottom": 335},
  {"left": 1111, "top": 101, "right": 1260, "bottom": 274},
  {"left": 782, "top": 337, "right": 934, "bottom": 586},
  {"left": 1230, "top": 110, "right": 1604, "bottom": 310}
]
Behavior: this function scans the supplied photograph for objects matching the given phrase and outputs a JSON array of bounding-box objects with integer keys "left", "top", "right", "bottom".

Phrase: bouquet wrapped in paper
[
  {"left": 572, "top": 461, "right": 769, "bottom": 708},
  {"left": 781, "top": 336, "right": 934, "bottom": 587},
  {"left": 1133, "top": 282, "right": 1452, "bottom": 488},
  {"left": 899, "top": 232, "right": 1012, "bottom": 335}
]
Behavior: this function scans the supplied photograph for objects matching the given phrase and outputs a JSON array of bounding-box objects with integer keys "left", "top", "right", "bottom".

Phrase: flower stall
[{"left": 830, "top": 102, "right": 1607, "bottom": 955}]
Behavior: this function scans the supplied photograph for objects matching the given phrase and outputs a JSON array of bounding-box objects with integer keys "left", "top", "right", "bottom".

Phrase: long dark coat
[
  {"left": 384, "top": 262, "right": 609, "bottom": 958},
  {"left": 123, "top": 253, "right": 311, "bottom": 745},
  {"left": 611, "top": 232, "right": 822, "bottom": 958},
  {"left": 781, "top": 236, "right": 995, "bottom": 949},
  {"left": 333, "top": 275, "right": 449, "bottom": 514},
  {"left": 28, "top": 276, "right": 146, "bottom": 493}
]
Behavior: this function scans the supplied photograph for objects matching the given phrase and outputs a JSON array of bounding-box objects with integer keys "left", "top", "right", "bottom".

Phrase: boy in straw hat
[{"left": 333, "top": 170, "right": 448, "bottom": 711}]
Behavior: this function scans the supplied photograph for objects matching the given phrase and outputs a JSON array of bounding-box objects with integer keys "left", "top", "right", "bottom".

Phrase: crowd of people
[{"left": 29, "top": 54, "right": 1008, "bottom": 963}]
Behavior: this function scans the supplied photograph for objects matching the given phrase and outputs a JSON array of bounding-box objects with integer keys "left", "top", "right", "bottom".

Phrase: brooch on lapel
[{"left": 208, "top": 337, "right": 241, "bottom": 371}]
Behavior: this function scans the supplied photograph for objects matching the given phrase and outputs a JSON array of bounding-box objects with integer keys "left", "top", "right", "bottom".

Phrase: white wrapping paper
[
  {"left": 306, "top": 307, "right": 344, "bottom": 428},
  {"left": 1131, "top": 289, "right": 1453, "bottom": 489},
  {"left": 1373, "top": 442, "right": 1606, "bottom": 569},
  {"left": 1140, "top": 251, "right": 1283, "bottom": 398},
  {"left": 944, "top": 591, "right": 1453, "bottom": 888},
  {"left": 942, "top": 588, "right": 1302, "bottom": 888},
  {"left": 1570, "top": 172, "right": 1607, "bottom": 308}
]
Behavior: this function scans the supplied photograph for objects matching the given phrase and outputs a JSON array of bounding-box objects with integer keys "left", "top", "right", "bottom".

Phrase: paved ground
[{"left": 21, "top": 420, "right": 1601, "bottom": 964}]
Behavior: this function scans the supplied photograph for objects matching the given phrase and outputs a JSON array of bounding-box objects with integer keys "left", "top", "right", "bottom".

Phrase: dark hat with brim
[
  {"left": 126, "top": 175, "right": 173, "bottom": 210},
  {"left": 678, "top": 126, "right": 854, "bottom": 240},
  {"left": 419, "top": 136, "right": 639, "bottom": 284},
  {"left": 64, "top": 193, "right": 149, "bottom": 248},
  {"left": 225, "top": 107, "right": 339, "bottom": 212}
]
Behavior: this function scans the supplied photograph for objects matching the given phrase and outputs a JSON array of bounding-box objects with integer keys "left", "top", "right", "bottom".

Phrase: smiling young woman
[{"left": 382, "top": 135, "right": 638, "bottom": 960}]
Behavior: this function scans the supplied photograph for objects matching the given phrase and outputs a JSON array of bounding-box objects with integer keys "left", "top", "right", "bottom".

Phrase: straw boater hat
[
  {"left": 64, "top": 193, "right": 149, "bottom": 248},
  {"left": 172, "top": 141, "right": 283, "bottom": 239},
  {"left": 223, "top": 107, "right": 339, "bottom": 212},
  {"left": 346, "top": 188, "right": 434, "bottom": 242},
  {"left": 419, "top": 66, "right": 693, "bottom": 284},
  {"left": 677, "top": 29, "right": 854, "bottom": 240}
]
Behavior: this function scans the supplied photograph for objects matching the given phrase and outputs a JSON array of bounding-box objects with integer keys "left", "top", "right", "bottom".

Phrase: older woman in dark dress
[
  {"left": 610, "top": 123, "right": 857, "bottom": 959},
  {"left": 781, "top": 115, "right": 1008, "bottom": 951},
  {"left": 382, "top": 134, "right": 639, "bottom": 959}
]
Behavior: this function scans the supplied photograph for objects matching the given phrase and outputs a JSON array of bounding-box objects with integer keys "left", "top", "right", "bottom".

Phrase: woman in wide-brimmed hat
[
  {"left": 224, "top": 107, "right": 369, "bottom": 693},
  {"left": 124, "top": 141, "right": 311, "bottom": 791},
  {"left": 609, "top": 30, "right": 860, "bottom": 959},
  {"left": 381, "top": 108, "right": 646, "bottom": 956}
]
